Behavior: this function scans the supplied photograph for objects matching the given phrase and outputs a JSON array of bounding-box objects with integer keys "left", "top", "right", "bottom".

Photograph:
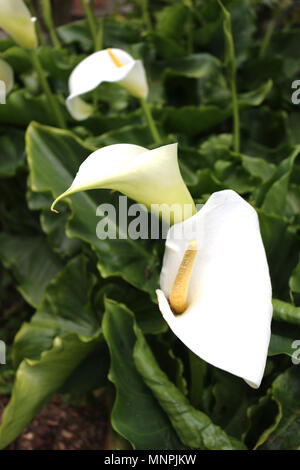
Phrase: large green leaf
[
  {"left": 0, "top": 233, "right": 62, "bottom": 307},
  {"left": 26, "top": 122, "right": 160, "bottom": 298},
  {"left": 0, "top": 332, "right": 100, "bottom": 450},
  {"left": 133, "top": 325, "right": 246, "bottom": 450},
  {"left": 102, "top": 298, "right": 183, "bottom": 450},
  {"left": 12, "top": 255, "right": 101, "bottom": 366},
  {"left": 0, "top": 255, "right": 103, "bottom": 449}
]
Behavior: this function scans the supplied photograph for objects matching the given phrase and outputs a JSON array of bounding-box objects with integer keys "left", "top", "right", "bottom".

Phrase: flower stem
[
  {"left": 80, "top": 0, "right": 99, "bottom": 51},
  {"left": 29, "top": 49, "right": 66, "bottom": 129},
  {"left": 40, "top": 0, "right": 61, "bottom": 48},
  {"left": 188, "top": 350, "right": 206, "bottom": 409},
  {"left": 140, "top": 98, "right": 161, "bottom": 145},
  {"left": 139, "top": 0, "right": 152, "bottom": 32},
  {"left": 80, "top": 0, "right": 102, "bottom": 109},
  {"left": 25, "top": 0, "right": 45, "bottom": 46},
  {"left": 259, "top": 16, "right": 276, "bottom": 59},
  {"left": 231, "top": 78, "right": 240, "bottom": 153}
]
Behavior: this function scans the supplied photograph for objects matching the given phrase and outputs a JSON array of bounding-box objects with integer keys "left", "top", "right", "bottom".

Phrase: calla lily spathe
[
  {"left": 51, "top": 143, "right": 195, "bottom": 224},
  {"left": 157, "top": 190, "right": 273, "bottom": 388},
  {"left": 0, "top": 58, "right": 13, "bottom": 96},
  {"left": 66, "top": 48, "right": 149, "bottom": 120},
  {"left": 0, "top": 0, "right": 37, "bottom": 49}
]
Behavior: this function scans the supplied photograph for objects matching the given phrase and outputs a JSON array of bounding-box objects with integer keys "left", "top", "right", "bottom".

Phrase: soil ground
[{"left": 0, "top": 395, "right": 107, "bottom": 450}]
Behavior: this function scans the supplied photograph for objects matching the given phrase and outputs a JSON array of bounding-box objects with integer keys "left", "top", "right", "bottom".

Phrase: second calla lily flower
[
  {"left": 0, "top": 0, "right": 38, "bottom": 49},
  {"left": 157, "top": 190, "right": 273, "bottom": 388},
  {"left": 51, "top": 143, "right": 195, "bottom": 224},
  {"left": 67, "top": 48, "right": 149, "bottom": 120},
  {"left": 0, "top": 58, "right": 14, "bottom": 98}
]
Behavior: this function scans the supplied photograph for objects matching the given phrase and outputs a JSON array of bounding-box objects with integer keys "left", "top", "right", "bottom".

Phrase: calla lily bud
[
  {"left": 0, "top": 58, "right": 14, "bottom": 96},
  {"left": 157, "top": 190, "right": 273, "bottom": 388},
  {"left": 67, "top": 48, "right": 149, "bottom": 120},
  {"left": 51, "top": 143, "right": 196, "bottom": 224},
  {"left": 0, "top": 0, "right": 38, "bottom": 49}
]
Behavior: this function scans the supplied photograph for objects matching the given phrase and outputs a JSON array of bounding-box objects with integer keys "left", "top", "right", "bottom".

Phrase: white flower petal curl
[
  {"left": 67, "top": 48, "right": 148, "bottom": 120},
  {"left": 157, "top": 190, "right": 273, "bottom": 388},
  {"left": 0, "top": 0, "right": 38, "bottom": 49},
  {"left": 0, "top": 58, "right": 14, "bottom": 95},
  {"left": 51, "top": 142, "right": 195, "bottom": 224}
]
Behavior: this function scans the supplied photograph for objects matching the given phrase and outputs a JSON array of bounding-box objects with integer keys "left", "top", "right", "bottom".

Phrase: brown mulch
[{"left": 0, "top": 395, "right": 108, "bottom": 450}]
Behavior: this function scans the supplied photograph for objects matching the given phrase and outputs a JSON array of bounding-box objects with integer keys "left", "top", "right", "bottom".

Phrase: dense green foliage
[{"left": 0, "top": 0, "right": 299, "bottom": 450}]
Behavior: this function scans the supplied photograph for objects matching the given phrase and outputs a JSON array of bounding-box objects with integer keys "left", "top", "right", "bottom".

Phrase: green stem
[
  {"left": 95, "top": 19, "right": 103, "bottom": 51},
  {"left": 80, "top": 0, "right": 102, "bottom": 110},
  {"left": 80, "top": 0, "right": 99, "bottom": 51},
  {"left": 40, "top": 0, "right": 61, "bottom": 48},
  {"left": 139, "top": 0, "right": 152, "bottom": 32},
  {"left": 259, "top": 16, "right": 276, "bottom": 59},
  {"left": 140, "top": 98, "right": 161, "bottom": 145},
  {"left": 231, "top": 77, "right": 240, "bottom": 153},
  {"left": 188, "top": 350, "right": 206, "bottom": 409},
  {"left": 25, "top": 0, "right": 45, "bottom": 46},
  {"left": 29, "top": 49, "right": 66, "bottom": 129}
]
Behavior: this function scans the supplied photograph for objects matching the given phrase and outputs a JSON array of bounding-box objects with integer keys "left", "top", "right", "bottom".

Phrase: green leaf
[
  {"left": 2, "top": 46, "right": 32, "bottom": 74},
  {"left": 258, "top": 367, "right": 300, "bottom": 450},
  {"left": 257, "top": 147, "right": 300, "bottom": 217},
  {"left": 0, "top": 90, "right": 68, "bottom": 127},
  {"left": 290, "top": 255, "right": 300, "bottom": 295},
  {"left": 161, "top": 81, "right": 272, "bottom": 136},
  {"left": 102, "top": 298, "right": 183, "bottom": 450},
  {"left": 0, "top": 233, "right": 62, "bottom": 307},
  {"left": 241, "top": 154, "right": 275, "bottom": 184},
  {"left": 156, "top": 53, "right": 223, "bottom": 79},
  {"left": 258, "top": 211, "right": 299, "bottom": 298},
  {"left": 268, "top": 321, "right": 300, "bottom": 357},
  {"left": 147, "top": 32, "right": 186, "bottom": 59},
  {"left": 0, "top": 332, "right": 100, "bottom": 450},
  {"left": 87, "top": 124, "right": 154, "bottom": 148},
  {"left": 0, "top": 255, "right": 103, "bottom": 449},
  {"left": 211, "top": 370, "right": 255, "bottom": 441},
  {"left": 0, "top": 129, "right": 25, "bottom": 178},
  {"left": 155, "top": 4, "right": 188, "bottom": 40},
  {"left": 13, "top": 255, "right": 101, "bottom": 366},
  {"left": 133, "top": 325, "right": 246, "bottom": 449},
  {"left": 99, "top": 283, "right": 166, "bottom": 335},
  {"left": 101, "top": 17, "right": 142, "bottom": 49},
  {"left": 57, "top": 19, "right": 93, "bottom": 51},
  {"left": 26, "top": 122, "right": 160, "bottom": 298}
]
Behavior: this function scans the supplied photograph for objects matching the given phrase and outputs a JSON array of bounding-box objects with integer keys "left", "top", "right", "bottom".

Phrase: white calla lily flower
[
  {"left": 157, "top": 190, "right": 272, "bottom": 388},
  {"left": 67, "top": 48, "right": 149, "bottom": 120},
  {"left": 51, "top": 142, "right": 195, "bottom": 224},
  {"left": 0, "top": 0, "right": 37, "bottom": 49},
  {"left": 0, "top": 58, "right": 14, "bottom": 96}
]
